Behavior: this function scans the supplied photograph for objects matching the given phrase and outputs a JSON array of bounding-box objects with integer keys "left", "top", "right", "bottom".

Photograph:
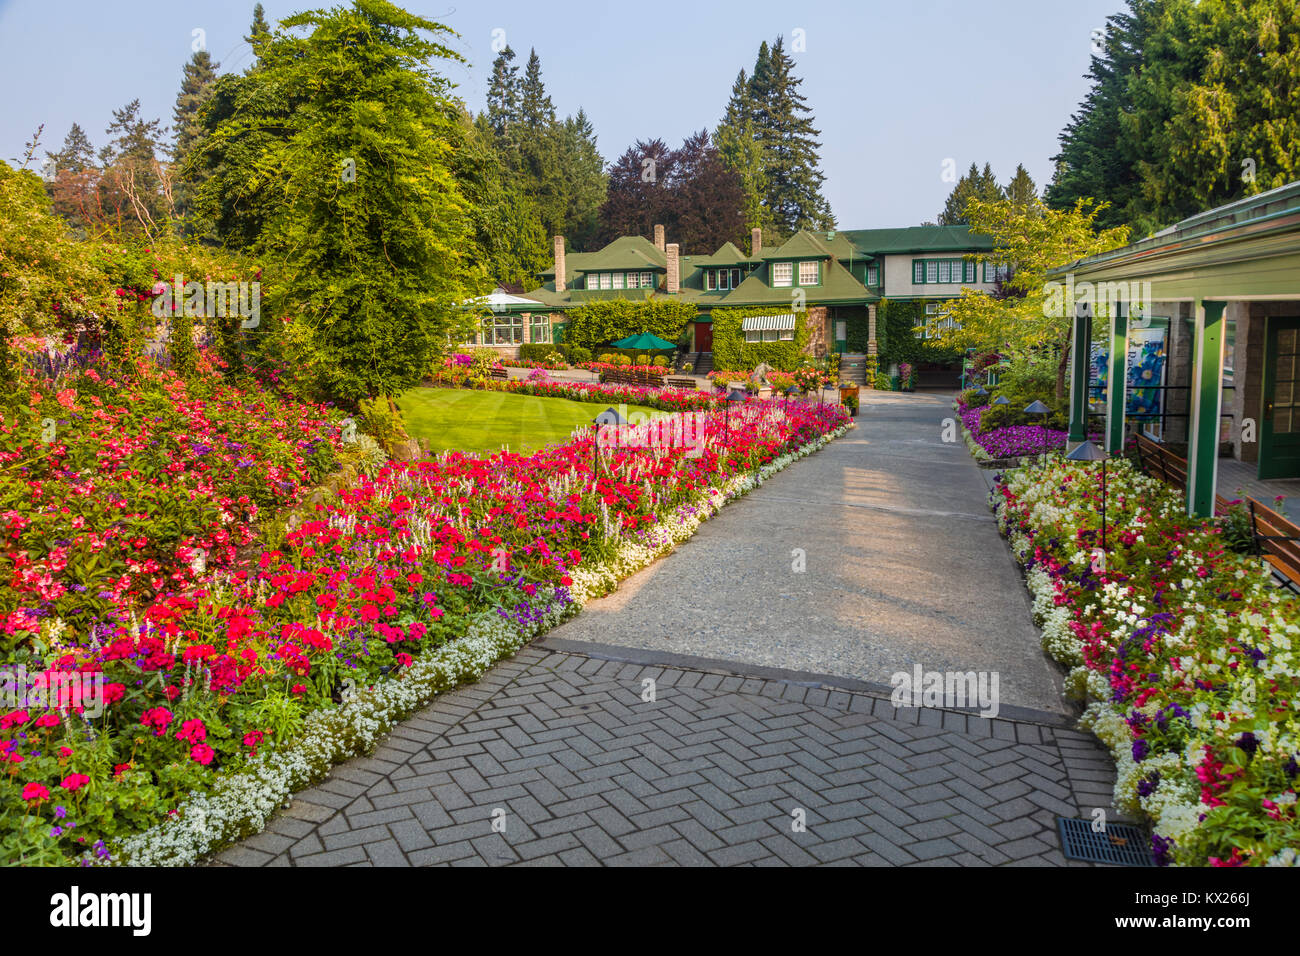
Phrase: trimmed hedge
[
  {"left": 561, "top": 299, "right": 695, "bottom": 352},
  {"left": 710, "top": 307, "right": 810, "bottom": 372},
  {"left": 876, "top": 299, "right": 962, "bottom": 368}
]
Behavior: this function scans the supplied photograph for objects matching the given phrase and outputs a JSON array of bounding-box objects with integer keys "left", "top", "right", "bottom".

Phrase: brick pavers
[{"left": 214, "top": 644, "right": 1121, "bottom": 867}]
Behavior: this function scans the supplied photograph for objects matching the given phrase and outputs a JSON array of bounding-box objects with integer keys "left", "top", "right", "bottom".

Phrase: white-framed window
[
  {"left": 731, "top": 268, "right": 743, "bottom": 288},
  {"left": 982, "top": 262, "right": 1009, "bottom": 283},
  {"left": 925, "top": 261, "right": 939, "bottom": 283},
  {"left": 744, "top": 330, "right": 760, "bottom": 343},
  {"left": 486, "top": 314, "right": 523, "bottom": 345},
  {"left": 529, "top": 315, "right": 550, "bottom": 344},
  {"left": 866, "top": 264, "right": 878, "bottom": 286},
  {"left": 641, "top": 271, "right": 653, "bottom": 289},
  {"left": 772, "top": 262, "right": 793, "bottom": 287},
  {"left": 599, "top": 272, "right": 612, "bottom": 290},
  {"left": 705, "top": 270, "right": 715, "bottom": 291},
  {"left": 612, "top": 272, "right": 625, "bottom": 289},
  {"left": 799, "top": 261, "right": 819, "bottom": 286}
]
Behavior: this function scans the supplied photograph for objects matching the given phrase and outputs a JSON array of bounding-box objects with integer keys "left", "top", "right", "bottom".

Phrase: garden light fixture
[
  {"left": 1065, "top": 439, "right": 1108, "bottom": 551},
  {"left": 1024, "top": 400, "right": 1050, "bottom": 468}
]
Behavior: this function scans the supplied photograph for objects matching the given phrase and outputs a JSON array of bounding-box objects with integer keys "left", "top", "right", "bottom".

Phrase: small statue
[{"left": 751, "top": 362, "right": 773, "bottom": 385}]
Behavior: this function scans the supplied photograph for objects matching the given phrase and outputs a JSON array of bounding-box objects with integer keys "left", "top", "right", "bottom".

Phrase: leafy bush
[
  {"left": 681, "top": 363, "right": 693, "bottom": 374},
  {"left": 562, "top": 299, "right": 694, "bottom": 351},
  {"left": 567, "top": 345, "right": 591, "bottom": 364},
  {"left": 652, "top": 356, "right": 668, "bottom": 367},
  {"left": 616, "top": 354, "right": 631, "bottom": 366},
  {"left": 636, "top": 354, "right": 649, "bottom": 366},
  {"left": 597, "top": 353, "right": 612, "bottom": 364},
  {"left": 873, "top": 371, "right": 893, "bottom": 390}
]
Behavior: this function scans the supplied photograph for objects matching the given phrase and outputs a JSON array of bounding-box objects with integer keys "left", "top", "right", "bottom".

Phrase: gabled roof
[
  {"left": 570, "top": 236, "right": 668, "bottom": 273},
  {"left": 690, "top": 241, "right": 758, "bottom": 266},
  {"left": 724, "top": 254, "right": 874, "bottom": 306},
  {"left": 841, "top": 225, "right": 994, "bottom": 255}
]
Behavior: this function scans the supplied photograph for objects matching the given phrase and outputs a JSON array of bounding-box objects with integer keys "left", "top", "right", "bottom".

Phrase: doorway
[{"left": 1259, "top": 317, "right": 1300, "bottom": 479}]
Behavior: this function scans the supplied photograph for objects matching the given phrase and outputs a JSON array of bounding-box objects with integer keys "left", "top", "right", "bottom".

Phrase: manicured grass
[{"left": 394, "top": 387, "right": 660, "bottom": 455}]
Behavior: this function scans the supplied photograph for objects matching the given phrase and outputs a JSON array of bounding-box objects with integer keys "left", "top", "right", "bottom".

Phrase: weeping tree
[{"left": 200, "top": 0, "right": 484, "bottom": 408}]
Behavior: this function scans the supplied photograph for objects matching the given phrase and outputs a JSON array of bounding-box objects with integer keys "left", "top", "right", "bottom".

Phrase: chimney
[
  {"left": 654, "top": 224, "right": 665, "bottom": 252},
  {"left": 751, "top": 227, "right": 762, "bottom": 258},
  {"left": 553, "top": 236, "right": 566, "bottom": 292},
  {"left": 666, "top": 243, "right": 680, "bottom": 294}
]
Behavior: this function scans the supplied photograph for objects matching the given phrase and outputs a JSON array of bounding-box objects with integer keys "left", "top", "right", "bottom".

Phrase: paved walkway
[
  {"left": 214, "top": 645, "right": 1116, "bottom": 868},
  {"left": 549, "top": 389, "right": 1064, "bottom": 713},
  {"left": 215, "top": 392, "right": 1122, "bottom": 867}
]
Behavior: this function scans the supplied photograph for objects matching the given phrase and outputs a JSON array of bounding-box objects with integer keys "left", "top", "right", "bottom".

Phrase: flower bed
[
  {"left": 958, "top": 397, "right": 1071, "bottom": 461},
  {"left": 501, "top": 357, "right": 567, "bottom": 371},
  {"left": 1, "top": 380, "right": 849, "bottom": 864},
  {"left": 994, "top": 457, "right": 1300, "bottom": 866}
]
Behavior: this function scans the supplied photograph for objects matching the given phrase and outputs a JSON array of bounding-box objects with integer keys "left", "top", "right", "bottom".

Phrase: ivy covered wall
[
  {"left": 560, "top": 298, "right": 696, "bottom": 351},
  {"left": 710, "top": 306, "right": 811, "bottom": 371},
  {"left": 876, "top": 298, "right": 963, "bottom": 367}
]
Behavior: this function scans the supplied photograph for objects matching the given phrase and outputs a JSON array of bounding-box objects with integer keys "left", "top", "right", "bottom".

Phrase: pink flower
[
  {"left": 22, "top": 782, "right": 51, "bottom": 801},
  {"left": 60, "top": 773, "right": 90, "bottom": 792},
  {"left": 35, "top": 713, "right": 60, "bottom": 728},
  {"left": 140, "top": 707, "right": 173, "bottom": 735},
  {"left": 189, "top": 744, "right": 215, "bottom": 765},
  {"left": 174, "top": 718, "right": 207, "bottom": 744}
]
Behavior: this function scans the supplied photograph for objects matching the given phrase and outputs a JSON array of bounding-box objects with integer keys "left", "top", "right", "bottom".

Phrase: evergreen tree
[
  {"left": 247, "top": 3, "right": 272, "bottom": 70},
  {"left": 48, "top": 123, "right": 95, "bottom": 174},
  {"left": 937, "top": 162, "right": 1004, "bottom": 225},
  {"left": 713, "top": 69, "right": 770, "bottom": 234},
  {"left": 520, "top": 48, "right": 555, "bottom": 130},
  {"left": 205, "top": 0, "right": 480, "bottom": 403},
  {"left": 745, "top": 36, "right": 834, "bottom": 234},
  {"left": 1044, "top": 0, "right": 1161, "bottom": 231},
  {"left": 485, "top": 45, "right": 521, "bottom": 141},
  {"left": 172, "top": 50, "right": 220, "bottom": 160},
  {"left": 597, "top": 138, "right": 676, "bottom": 245},
  {"left": 98, "top": 100, "right": 169, "bottom": 234},
  {"left": 1005, "top": 164, "right": 1038, "bottom": 208}
]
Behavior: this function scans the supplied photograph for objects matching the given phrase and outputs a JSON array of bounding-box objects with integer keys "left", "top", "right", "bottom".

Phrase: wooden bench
[
  {"left": 1135, "top": 434, "right": 1300, "bottom": 588},
  {"left": 1248, "top": 499, "right": 1300, "bottom": 592},
  {"left": 665, "top": 377, "right": 698, "bottom": 390},
  {"left": 489, "top": 367, "right": 509, "bottom": 381},
  {"left": 600, "top": 368, "right": 666, "bottom": 387}
]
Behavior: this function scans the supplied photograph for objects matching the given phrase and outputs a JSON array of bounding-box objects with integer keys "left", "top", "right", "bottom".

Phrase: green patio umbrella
[{"left": 612, "top": 332, "right": 677, "bottom": 351}]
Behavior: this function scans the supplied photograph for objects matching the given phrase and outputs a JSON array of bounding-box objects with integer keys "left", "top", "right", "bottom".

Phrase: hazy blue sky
[{"left": 0, "top": 0, "right": 1121, "bottom": 229}]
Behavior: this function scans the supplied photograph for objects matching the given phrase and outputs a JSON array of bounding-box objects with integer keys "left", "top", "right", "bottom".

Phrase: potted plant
[{"left": 899, "top": 362, "right": 915, "bottom": 392}]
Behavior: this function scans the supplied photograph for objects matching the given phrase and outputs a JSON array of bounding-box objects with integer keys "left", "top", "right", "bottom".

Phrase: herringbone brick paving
[{"left": 215, "top": 645, "right": 1122, "bottom": 867}]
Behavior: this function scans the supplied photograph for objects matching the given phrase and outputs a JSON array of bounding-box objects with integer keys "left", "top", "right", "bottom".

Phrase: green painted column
[
  {"left": 1068, "top": 306, "right": 1092, "bottom": 443},
  {"left": 1106, "top": 303, "right": 1128, "bottom": 454},
  {"left": 1186, "top": 299, "right": 1227, "bottom": 517}
]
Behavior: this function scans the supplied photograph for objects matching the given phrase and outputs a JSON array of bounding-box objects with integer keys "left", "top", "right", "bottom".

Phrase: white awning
[{"left": 741, "top": 313, "right": 797, "bottom": 332}]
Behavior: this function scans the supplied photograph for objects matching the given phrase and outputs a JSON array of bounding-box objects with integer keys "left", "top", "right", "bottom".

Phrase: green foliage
[
  {"left": 876, "top": 299, "right": 962, "bottom": 367},
  {"left": 872, "top": 370, "right": 893, "bottom": 390},
  {"left": 937, "top": 162, "right": 1004, "bottom": 225},
  {"left": 197, "top": 0, "right": 480, "bottom": 405},
  {"left": 567, "top": 345, "right": 591, "bottom": 364},
  {"left": 561, "top": 299, "right": 694, "bottom": 351},
  {"left": 1047, "top": 0, "right": 1300, "bottom": 232},
  {"left": 710, "top": 306, "right": 809, "bottom": 371}
]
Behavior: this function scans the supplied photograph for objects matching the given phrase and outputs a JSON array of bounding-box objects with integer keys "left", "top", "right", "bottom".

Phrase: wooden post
[{"left": 1186, "top": 299, "right": 1227, "bottom": 517}]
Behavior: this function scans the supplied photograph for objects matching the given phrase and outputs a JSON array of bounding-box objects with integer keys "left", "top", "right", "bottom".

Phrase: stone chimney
[
  {"left": 553, "top": 236, "right": 566, "bottom": 292},
  {"left": 666, "top": 243, "right": 680, "bottom": 294},
  {"left": 751, "top": 227, "right": 762, "bottom": 258},
  {"left": 653, "top": 224, "right": 665, "bottom": 252}
]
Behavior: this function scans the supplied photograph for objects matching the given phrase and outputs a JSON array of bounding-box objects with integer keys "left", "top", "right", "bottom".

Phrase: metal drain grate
[{"left": 1056, "top": 817, "right": 1154, "bottom": 866}]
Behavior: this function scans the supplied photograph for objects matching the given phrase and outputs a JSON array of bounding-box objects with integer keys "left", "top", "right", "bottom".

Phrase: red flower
[
  {"left": 60, "top": 773, "right": 90, "bottom": 792},
  {"left": 189, "top": 743, "right": 215, "bottom": 765},
  {"left": 140, "top": 707, "right": 173, "bottom": 736},
  {"left": 34, "top": 713, "right": 60, "bottom": 728},
  {"left": 175, "top": 719, "right": 207, "bottom": 744},
  {"left": 21, "top": 782, "right": 50, "bottom": 802}
]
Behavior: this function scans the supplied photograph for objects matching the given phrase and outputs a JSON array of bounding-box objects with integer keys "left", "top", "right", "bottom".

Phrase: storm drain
[{"left": 1056, "top": 817, "right": 1154, "bottom": 866}]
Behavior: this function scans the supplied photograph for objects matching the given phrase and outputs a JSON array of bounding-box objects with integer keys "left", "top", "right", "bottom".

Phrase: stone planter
[{"left": 757, "top": 386, "right": 772, "bottom": 400}]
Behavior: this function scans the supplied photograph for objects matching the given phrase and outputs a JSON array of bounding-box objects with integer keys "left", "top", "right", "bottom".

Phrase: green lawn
[{"left": 394, "top": 387, "right": 660, "bottom": 455}]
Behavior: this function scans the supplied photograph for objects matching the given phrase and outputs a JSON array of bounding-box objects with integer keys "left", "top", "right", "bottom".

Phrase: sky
[{"left": 0, "top": 0, "right": 1122, "bottom": 228}]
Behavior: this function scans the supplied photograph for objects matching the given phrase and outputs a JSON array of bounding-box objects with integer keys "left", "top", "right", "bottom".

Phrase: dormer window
[
  {"left": 772, "top": 262, "right": 793, "bottom": 287},
  {"left": 705, "top": 268, "right": 744, "bottom": 291},
  {"left": 799, "top": 261, "right": 819, "bottom": 286},
  {"left": 585, "top": 271, "right": 656, "bottom": 290},
  {"left": 866, "top": 263, "right": 879, "bottom": 286}
]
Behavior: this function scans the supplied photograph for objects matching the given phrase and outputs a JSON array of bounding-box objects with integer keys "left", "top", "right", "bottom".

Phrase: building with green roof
[{"left": 467, "top": 220, "right": 997, "bottom": 379}]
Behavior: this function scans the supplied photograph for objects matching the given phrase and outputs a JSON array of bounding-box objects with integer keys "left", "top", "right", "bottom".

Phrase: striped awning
[{"left": 741, "top": 313, "right": 797, "bottom": 332}]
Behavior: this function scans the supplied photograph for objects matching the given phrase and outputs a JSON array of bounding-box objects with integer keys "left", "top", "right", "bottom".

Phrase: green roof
[{"left": 840, "top": 225, "right": 994, "bottom": 255}]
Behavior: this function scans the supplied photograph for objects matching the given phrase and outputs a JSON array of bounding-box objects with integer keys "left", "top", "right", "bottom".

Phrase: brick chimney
[
  {"left": 666, "top": 243, "right": 680, "bottom": 294},
  {"left": 653, "top": 224, "right": 665, "bottom": 252},
  {"left": 553, "top": 236, "right": 566, "bottom": 293},
  {"left": 751, "top": 227, "right": 762, "bottom": 258}
]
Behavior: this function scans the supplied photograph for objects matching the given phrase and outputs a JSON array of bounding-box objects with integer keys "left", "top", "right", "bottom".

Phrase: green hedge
[
  {"left": 561, "top": 299, "right": 695, "bottom": 352},
  {"left": 876, "top": 299, "right": 962, "bottom": 367},
  {"left": 710, "top": 307, "right": 809, "bottom": 371},
  {"left": 518, "top": 343, "right": 566, "bottom": 362}
]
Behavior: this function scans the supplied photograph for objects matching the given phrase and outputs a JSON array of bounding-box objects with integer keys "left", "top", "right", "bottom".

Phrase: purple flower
[{"left": 1131, "top": 738, "right": 1149, "bottom": 762}]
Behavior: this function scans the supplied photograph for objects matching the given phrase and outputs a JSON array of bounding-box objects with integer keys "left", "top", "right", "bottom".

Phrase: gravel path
[{"left": 547, "top": 390, "right": 1068, "bottom": 714}]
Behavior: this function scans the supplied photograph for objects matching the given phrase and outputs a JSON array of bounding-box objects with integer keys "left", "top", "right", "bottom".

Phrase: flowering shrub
[
  {"left": 502, "top": 357, "right": 566, "bottom": 371},
  {"left": 957, "top": 396, "right": 1073, "bottom": 461},
  {"left": 994, "top": 457, "right": 1300, "bottom": 866},
  {"left": 1, "top": 378, "right": 848, "bottom": 863}
]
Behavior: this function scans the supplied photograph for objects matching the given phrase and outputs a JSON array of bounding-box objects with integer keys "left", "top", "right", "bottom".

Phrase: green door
[{"left": 1259, "top": 317, "right": 1300, "bottom": 479}]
